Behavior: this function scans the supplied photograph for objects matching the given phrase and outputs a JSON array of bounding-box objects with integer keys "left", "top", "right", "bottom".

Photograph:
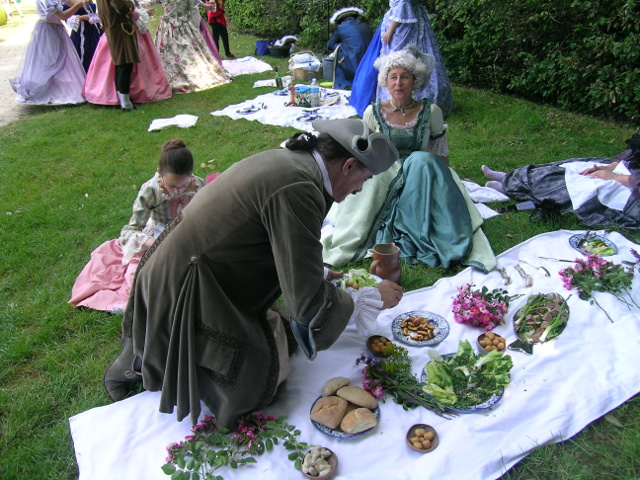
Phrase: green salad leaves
[
  {"left": 423, "top": 340, "right": 513, "bottom": 409},
  {"left": 583, "top": 238, "right": 615, "bottom": 256},
  {"left": 337, "top": 269, "right": 377, "bottom": 290}
]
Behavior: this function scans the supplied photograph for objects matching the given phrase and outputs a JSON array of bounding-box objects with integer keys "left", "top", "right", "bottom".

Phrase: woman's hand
[
  {"left": 579, "top": 162, "right": 631, "bottom": 187},
  {"left": 579, "top": 161, "right": 618, "bottom": 176},
  {"left": 375, "top": 280, "right": 403, "bottom": 309},
  {"left": 382, "top": 21, "right": 399, "bottom": 45}
]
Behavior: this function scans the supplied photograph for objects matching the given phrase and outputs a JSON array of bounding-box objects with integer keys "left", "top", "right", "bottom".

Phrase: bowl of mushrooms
[
  {"left": 406, "top": 424, "right": 439, "bottom": 453},
  {"left": 300, "top": 446, "right": 338, "bottom": 479},
  {"left": 477, "top": 332, "right": 506, "bottom": 353}
]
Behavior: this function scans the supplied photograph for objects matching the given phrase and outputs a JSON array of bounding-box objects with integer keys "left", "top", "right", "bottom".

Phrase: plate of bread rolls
[{"left": 310, "top": 377, "right": 380, "bottom": 439}]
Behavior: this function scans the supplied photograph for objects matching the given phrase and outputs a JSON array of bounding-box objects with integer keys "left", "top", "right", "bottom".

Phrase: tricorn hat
[
  {"left": 330, "top": 6, "right": 364, "bottom": 24},
  {"left": 312, "top": 118, "right": 398, "bottom": 175}
]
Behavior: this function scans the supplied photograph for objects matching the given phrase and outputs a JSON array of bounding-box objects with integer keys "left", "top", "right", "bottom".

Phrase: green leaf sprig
[
  {"left": 162, "top": 412, "right": 310, "bottom": 480},
  {"left": 356, "top": 345, "right": 454, "bottom": 419}
]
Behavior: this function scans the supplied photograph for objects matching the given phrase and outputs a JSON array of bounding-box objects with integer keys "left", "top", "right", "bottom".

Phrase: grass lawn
[{"left": 0, "top": 25, "right": 639, "bottom": 480}]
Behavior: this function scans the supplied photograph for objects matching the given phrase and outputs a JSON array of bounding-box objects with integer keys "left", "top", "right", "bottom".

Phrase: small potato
[
  {"left": 486, "top": 332, "right": 495, "bottom": 340},
  {"left": 412, "top": 441, "right": 422, "bottom": 449},
  {"left": 410, "top": 436, "right": 420, "bottom": 444},
  {"left": 492, "top": 338, "right": 500, "bottom": 346},
  {"left": 498, "top": 342, "right": 505, "bottom": 350},
  {"left": 414, "top": 428, "right": 426, "bottom": 436},
  {"left": 421, "top": 440, "right": 432, "bottom": 449},
  {"left": 423, "top": 431, "right": 434, "bottom": 441}
]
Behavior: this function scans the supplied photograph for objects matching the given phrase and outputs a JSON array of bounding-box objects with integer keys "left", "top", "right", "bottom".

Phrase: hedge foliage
[
  {"left": 431, "top": 0, "right": 640, "bottom": 123},
  {"left": 227, "top": 0, "right": 639, "bottom": 123},
  {"left": 226, "top": 0, "right": 388, "bottom": 52}
]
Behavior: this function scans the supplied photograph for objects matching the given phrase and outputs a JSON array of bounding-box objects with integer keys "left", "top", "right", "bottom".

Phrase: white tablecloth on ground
[
  {"left": 69, "top": 229, "right": 640, "bottom": 480},
  {"left": 221, "top": 56, "right": 273, "bottom": 76},
  {"left": 210, "top": 89, "right": 357, "bottom": 132}
]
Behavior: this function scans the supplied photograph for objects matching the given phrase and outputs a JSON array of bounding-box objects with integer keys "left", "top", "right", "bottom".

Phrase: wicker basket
[
  {"left": 292, "top": 66, "right": 323, "bottom": 82},
  {"left": 290, "top": 50, "right": 322, "bottom": 81}
]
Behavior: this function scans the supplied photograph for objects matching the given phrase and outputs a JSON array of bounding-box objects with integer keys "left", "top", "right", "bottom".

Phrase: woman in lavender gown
[
  {"left": 350, "top": 0, "right": 453, "bottom": 118},
  {"left": 10, "top": 0, "right": 89, "bottom": 105}
]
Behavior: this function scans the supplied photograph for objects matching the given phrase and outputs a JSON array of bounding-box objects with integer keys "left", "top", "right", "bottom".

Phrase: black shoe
[{"left": 103, "top": 338, "right": 142, "bottom": 402}]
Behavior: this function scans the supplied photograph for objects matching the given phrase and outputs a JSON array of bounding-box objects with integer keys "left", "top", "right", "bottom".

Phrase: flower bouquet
[
  {"left": 452, "top": 283, "right": 517, "bottom": 331},
  {"left": 559, "top": 254, "right": 638, "bottom": 323},
  {"left": 163, "top": 412, "right": 310, "bottom": 479}
]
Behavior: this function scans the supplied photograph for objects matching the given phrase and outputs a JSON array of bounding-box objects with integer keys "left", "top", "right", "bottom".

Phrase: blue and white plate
[
  {"left": 236, "top": 105, "right": 262, "bottom": 115},
  {"left": 421, "top": 353, "right": 504, "bottom": 413},
  {"left": 391, "top": 311, "right": 449, "bottom": 347},
  {"left": 309, "top": 396, "right": 380, "bottom": 439},
  {"left": 568, "top": 234, "right": 617, "bottom": 256}
]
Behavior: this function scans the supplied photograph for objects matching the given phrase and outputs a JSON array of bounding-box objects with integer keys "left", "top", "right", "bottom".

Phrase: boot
[
  {"left": 117, "top": 92, "right": 135, "bottom": 111},
  {"left": 103, "top": 337, "right": 142, "bottom": 401}
]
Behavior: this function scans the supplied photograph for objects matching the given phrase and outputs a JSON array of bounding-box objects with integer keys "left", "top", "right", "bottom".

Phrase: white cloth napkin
[
  {"left": 69, "top": 230, "right": 640, "bottom": 480},
  {"left": 461, "top": 180, "right": 510, "bottom": 203},
  {"left": 562, "top": 161, "right": 631, "bottom": 211},
  {"left": 148, "top": 114, "right": 198, "bottom": 132}
]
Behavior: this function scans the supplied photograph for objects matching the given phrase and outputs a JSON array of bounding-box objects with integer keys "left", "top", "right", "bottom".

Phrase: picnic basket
[{"left": 289, "top": 51, "right": 322, "bottom": 82}]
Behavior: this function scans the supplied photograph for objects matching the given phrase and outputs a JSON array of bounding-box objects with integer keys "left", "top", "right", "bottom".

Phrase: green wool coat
[{"left": 122, "top": 148, "right": 355, "bottom": 428}]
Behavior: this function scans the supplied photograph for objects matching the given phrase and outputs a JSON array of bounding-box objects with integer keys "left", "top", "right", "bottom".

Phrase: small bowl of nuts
[
  {"left": 367, "top": 335, "right": 393, "bottom": 357},
  {"left": 301, "top": 446, "right": 338, "bottom": 479},
  {"left": 406, "top": 424, "right": 439, "bottom": 453},
  {"left": 477, "top": 332, "right": 506, "bottom": 353}
]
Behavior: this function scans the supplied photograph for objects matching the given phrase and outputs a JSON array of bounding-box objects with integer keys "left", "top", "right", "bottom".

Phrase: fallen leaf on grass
[{"left": 604, "top": 414, "right": 624, "bottom": 428}]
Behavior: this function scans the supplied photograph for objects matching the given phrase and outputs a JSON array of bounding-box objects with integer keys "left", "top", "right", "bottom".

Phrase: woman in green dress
[{"left": 322, "top": 45, "right": 496, "bottom": 273}]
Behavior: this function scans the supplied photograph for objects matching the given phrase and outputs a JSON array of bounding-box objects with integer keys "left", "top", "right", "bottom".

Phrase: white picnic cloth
[
  {"left": 462, "top": 180, "right": 510, "bottom": 203},
  {"left": 69, "top": 229, "right": 640, "bottom": 480},
  {"left": 562, "top": 161, "right": 632, "bottom": 211},
  {"left": 210, "top": 89, "right": 357, "bottom": 132},
  {"left": 148, "top": 114, "right": 198, "bottom": 132},
  {"left": 221, "top": 56, "right": 273, "bottom": 76}
]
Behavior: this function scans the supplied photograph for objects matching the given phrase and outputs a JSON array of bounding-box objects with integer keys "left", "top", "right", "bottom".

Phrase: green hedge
[
  {"left": 227, "top": 0, "right": 639, "bottom": 123},
  {"left": 226, "top": 0, "right": 388, "bottom": 51},
  {"left": 430, "top": 0, "right": 640, "bottom": 123}
]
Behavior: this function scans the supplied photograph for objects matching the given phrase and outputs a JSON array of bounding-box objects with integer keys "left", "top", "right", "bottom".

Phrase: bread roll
[
  {"left": 340, "top": 407, "right": 378, "bottom": 434},
  {"left": 310, "top": 396, "right": 348, "bottom": 429},
  {"left": 336, "top": 385, "right": 378, "bottom": 409},
  {"left": 321, "top": 376, "right": 350, "bottom": 397}
]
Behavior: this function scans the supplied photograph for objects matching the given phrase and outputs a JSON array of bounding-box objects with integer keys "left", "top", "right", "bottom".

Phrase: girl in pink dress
[
  {"left": 82, "top": 5, "right": 172, "bottom": 105},
  {"left": 11, "top": 0, "right": 89, "bottom": 105},
  {"left": 69, "top": 139, "right": 205, "bottom": 312}
]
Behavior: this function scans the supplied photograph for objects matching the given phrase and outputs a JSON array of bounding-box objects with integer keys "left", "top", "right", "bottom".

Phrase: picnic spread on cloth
[
  {"left": 210, "top": 88, "right": 357, "bottom": 132},
  {"left": 69, "top": 229, "right": 640, "bottom": 480}
]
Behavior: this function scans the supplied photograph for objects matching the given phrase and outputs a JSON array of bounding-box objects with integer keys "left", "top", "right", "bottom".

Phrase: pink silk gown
[{"left": 82, "top": 29, "right": 172, "bottom": 105}]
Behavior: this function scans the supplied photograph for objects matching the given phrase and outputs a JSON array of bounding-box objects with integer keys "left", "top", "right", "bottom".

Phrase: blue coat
[{"left": 327, "top": 17, "right": 372, "bottom": 89}]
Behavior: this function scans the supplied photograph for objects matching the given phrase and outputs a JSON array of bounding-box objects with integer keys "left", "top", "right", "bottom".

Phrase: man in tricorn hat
[
  {"left": 328, "top": 6, "right": 373, "bottom": 89},
  {"left": 104, "top": 119, "right": 403, "bottom": 430}
]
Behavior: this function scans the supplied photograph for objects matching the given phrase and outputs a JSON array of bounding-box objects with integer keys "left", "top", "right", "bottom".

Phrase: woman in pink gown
[
  {"left": 83, "top": 6, "right": 172, "bottom": 105},
  {"left": 69, "top": 140, "right": 205, "bottom": 313}
]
